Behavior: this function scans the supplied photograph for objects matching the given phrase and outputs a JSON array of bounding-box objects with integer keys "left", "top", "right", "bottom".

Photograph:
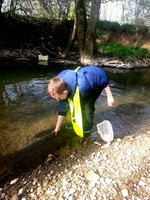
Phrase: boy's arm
[
  {"left": 53, "top": 115, "right": 64, "bottom": 135},
  {"left": 52, "top": 99, "right": 69, "bottom": 135},
  {"left": 104, "top": 85, "right": 114, "bottom": 107}
]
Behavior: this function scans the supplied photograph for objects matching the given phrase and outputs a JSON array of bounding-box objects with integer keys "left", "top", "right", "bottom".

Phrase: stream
[{"left": 0, "top": 63, "right": 150, "bottom": 181}]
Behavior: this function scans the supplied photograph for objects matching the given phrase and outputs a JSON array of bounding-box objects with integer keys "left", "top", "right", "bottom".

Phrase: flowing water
[{"left": 0, "top": 64, "right": 150, "bottom": 180}]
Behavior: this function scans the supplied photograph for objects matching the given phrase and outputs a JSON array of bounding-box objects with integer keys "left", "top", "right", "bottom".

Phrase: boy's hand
[
  {"left": 107, "top": 96, "right": 114, "bottom": 107},
  {"left": 51, "top": 129, "right": 60, "bottom": 136}
]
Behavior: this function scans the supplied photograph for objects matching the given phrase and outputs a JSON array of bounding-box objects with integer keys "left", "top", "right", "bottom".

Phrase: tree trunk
[
  {"left": 81, "top": 0, "right": 101, "bottom": 63},
  {"left": 75, "top": 0, "right": 101, "bottom": 64},
  {"left": 75, "top": 0, "right": 87, "bottom": 58},
  {"left": 10, "top": 0, "right": 16, "bottom": 14},
  {"left": 62, "top": 17, "right": 77, "bottom": 58},
  {"left": 62, "top": 0, "right": 101, "bottom": 63}
]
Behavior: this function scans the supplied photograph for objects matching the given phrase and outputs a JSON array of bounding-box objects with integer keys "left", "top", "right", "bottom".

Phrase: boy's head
[{"left": 48, "top": 77, "right": 68, "bottom": 100}]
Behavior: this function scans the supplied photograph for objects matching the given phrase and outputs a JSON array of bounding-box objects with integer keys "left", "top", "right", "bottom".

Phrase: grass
[{"left": 97, "top": 42, "right": 150, "bottom": 58}]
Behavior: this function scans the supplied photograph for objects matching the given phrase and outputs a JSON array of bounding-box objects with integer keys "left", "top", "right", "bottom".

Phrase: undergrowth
[{"left": 97, "top": 42, "right": 150, "bottom": 58}]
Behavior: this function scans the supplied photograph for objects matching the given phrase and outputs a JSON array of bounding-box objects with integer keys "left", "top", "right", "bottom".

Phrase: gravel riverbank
[{"left": 0, "top": 129, "right": 150, "bottom": 200}]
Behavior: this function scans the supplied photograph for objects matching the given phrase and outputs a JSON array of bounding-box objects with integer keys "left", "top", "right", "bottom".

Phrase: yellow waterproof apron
[{"left": 68, "top": 68, "right": 84, "bottom": 138}]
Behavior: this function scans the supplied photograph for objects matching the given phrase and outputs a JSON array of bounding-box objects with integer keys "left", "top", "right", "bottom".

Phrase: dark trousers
[{"left": 80, "top": 88, "right": 103, "bottom": 131}]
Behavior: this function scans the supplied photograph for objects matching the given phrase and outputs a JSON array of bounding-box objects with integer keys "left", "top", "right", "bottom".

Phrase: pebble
[
  {"left": 0, "top": 131, "right": 150, "bottom": 200},
  {"left": 138, "top": 180, "right": 146, "bottom": 186},
  {"left": 121, "top": 188, "right": 129, "bottom": 197},
  {"left": 85, "top": 171, "right": 100, "bottom": 182},
  {"left": 10, "top": 178, "right": 19, "bottom": 185},
  {"left": 11, "top": 194, "right": 19, "bottom": 200},
  {"left": 18, "top": 188, "right": 24, "bottom": 195},
  {"left": 69, "top": 188, "right": 76, "bottom": 195}
]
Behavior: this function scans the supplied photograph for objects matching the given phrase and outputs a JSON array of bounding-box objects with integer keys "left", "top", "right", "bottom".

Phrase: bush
[
  {"left": 136, "top": 25, "right": 149, "bottom": 35},
  {"left": 121, "top": 23, "right": 136, "bottom": 33},
  {"left": 97, "top": 20, "right": 121, "bottom": 32},
  {"left": 121, "top": 23, "right": 149, "bottom": 35},
  {"left": 97, "top": 21, "right": 149, "bottom": 36}
]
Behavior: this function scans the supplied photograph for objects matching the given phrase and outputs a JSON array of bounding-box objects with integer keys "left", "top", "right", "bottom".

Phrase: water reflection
[
  {"left": 0, "top": 69, "right": 57, "bottom": 157},
  {"left": 0, "top": 67, "right": 150, "bottom": 158},
  {"left": 94, "top": 68, "right": 150, "bottom": 139}
]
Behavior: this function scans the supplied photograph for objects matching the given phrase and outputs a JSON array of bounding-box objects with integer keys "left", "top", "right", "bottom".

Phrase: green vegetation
[
  {"left": 97, "top": 21, "right": 121, "bottom": 32},
  {"left": 97, "top": 42, "right": 150, "bottom": 58},
  {"left": 96, "top": 21, "right": 150, "bottom": 59},
  {"left": 121, "top": 23, "right": 149, "bottom": 35},
  {"left": 97, "top": 20, "right": 149, "bottom": 35},
  {"left": 0, "top": 13, "right": 150, "bottom": 59}
]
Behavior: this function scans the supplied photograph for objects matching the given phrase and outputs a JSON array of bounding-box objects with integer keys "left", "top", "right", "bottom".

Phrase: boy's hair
[{"left": 48, "top": 77, "right": 67, "bottom": 95}]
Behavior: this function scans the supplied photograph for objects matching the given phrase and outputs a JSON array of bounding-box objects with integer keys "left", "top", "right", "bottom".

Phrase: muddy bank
[{"left": 0, "top": 55, "right": 150, "bottom": 70}]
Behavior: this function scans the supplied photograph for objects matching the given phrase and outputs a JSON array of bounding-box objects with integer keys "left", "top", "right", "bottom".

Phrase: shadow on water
[
  {"left": 0, "top": 125, "right": 83, "bottom": 184},
  {"left": 1, "top": 101, "right": 148, "bottom": 184}
]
